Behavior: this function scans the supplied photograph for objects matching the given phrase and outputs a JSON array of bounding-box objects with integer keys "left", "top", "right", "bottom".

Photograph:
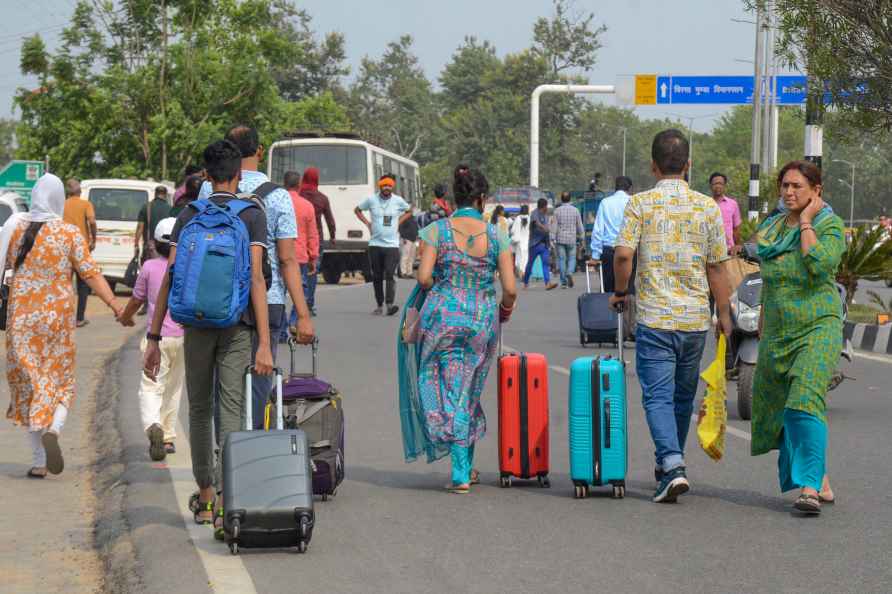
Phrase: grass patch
[{"left": 849, "top": 303, "right": 881, "bottom": 324}]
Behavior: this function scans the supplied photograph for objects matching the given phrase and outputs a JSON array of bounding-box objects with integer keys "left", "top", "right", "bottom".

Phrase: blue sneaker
[{"left": 653, "top": 466, "right": 689, "bottom": 503}]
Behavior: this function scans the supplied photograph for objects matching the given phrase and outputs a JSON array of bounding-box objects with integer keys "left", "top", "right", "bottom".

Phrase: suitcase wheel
[
  {"left": 537, "top": 475, "right": 551, "bottom": 488},
  {"left": 297, "top": 540, "right": 308, "bottom": 554},
  {"left": 499, "top": 475, "right": 512, "bottom": 488},
  {"left": 574, "top": 484, "right": 589, "bottom": 499},
  {"left": 227, "top": 519, "right": 241, "bottom": 555},
  {"left": 580, "top": 332, "right": 586, "bottom": 346},
  {"left": 612, "top": 485, "right": 625, "bottom": 499},
  {"left": 321, "top": 494, "right": 328, "bottom": 502}
]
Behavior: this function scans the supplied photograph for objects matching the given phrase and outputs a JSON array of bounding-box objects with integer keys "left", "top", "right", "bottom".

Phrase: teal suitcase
[{"left": 569, "top": 310, "right": 628, "bottom": 498}]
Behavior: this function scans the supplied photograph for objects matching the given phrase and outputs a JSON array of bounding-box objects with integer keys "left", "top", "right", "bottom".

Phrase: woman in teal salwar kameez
[
  {"left": 397, "top": 168, "right": 517, "bottom": 493},
  {"left": 752, "top": 160, "right": 845, "bottom": 515}
]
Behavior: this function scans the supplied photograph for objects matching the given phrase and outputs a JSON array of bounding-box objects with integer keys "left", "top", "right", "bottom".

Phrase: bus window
[
  {"left": 89, "top": 188, "right": 149, "bottom": 221},
  {"left": 270, "top": 145, "right": 369, "bottom": 186}
]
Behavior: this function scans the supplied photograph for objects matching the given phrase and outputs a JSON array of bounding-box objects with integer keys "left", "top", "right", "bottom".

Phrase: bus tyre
[{"left": 322, "top": 268, "right": 342, "bottom": 285}]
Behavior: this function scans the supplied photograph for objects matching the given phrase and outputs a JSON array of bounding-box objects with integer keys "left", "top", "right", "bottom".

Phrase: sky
[{"left": 1, "top": 0, "right": 772, "bottom": 133}]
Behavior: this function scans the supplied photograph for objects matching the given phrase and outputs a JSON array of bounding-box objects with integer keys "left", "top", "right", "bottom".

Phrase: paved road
[
  {"left": 109, "top": 277, "right": 892, "bottom": 594},
  {"left": 853, "top": 279, "right": 892, "bottom": 308}
]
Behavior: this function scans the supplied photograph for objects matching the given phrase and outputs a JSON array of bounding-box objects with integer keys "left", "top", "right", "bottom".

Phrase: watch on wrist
[{"left": 146, "top": 332, "right": 162, "bottom": 342}]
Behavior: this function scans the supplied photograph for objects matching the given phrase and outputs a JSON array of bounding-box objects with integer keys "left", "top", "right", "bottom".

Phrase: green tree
[
  {"left": 14, "top": 0, "right": 348, "bottom": 182},
  {"left": 0, "top": 119, "right": 16, "bottom": 167},
  {"left": 766, "top": 0, "right": 892, "bottom": 133},
  {"left": 347, "top": 35, "right": 439, "bottom": 163}
]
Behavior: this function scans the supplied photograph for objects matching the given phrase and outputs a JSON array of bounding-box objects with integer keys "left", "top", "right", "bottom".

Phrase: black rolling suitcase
[
  {"left": 578, "top": 262, "right": 620, "bottom": 346},
  {"left": 222, "top": 367, "right": 315, "bottom": 555}
]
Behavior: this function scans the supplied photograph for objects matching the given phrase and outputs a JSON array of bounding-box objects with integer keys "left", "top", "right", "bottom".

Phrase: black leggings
[{"left": 368, "top": 246, "right": 400, "bottom": 306}]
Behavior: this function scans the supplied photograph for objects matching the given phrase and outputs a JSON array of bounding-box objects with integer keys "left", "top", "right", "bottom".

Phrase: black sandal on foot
[
  {"left": 26, "top": 467, "right": 47, "bottom": 479},
  {"left": 193, "top": 498, "right": 214, "bottom": 525},
  {"left": 793, "top": 493, "right": 821, "bottom": 515}
]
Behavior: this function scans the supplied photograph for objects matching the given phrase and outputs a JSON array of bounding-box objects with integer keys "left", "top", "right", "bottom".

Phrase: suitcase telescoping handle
[
  {"left": 244, "top": 366, "right": 284, "bottom": 431},
  {"left": 585, "top": 260, "right": 605, "bottom": 294},
  {"left": 287, "top": 336, "right": 318, "bottom": 377},
  {"left": 615, "top": 299, "right": 625, "bottom": 364}
]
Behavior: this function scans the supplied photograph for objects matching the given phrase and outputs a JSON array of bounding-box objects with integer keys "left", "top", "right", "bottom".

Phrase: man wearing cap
[
  {"left": 135, "top": 185, "right": 172, "bottom": 263},
  {"left": 355, "top": 173, "right": 412, "bottom": 316}
]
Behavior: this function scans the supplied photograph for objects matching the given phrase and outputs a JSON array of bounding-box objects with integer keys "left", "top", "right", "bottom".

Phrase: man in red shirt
[{"left": 282, "top": 171, "right": 320, "bottom": 340}]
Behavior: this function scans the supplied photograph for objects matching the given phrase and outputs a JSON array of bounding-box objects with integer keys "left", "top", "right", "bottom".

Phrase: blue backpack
[{"left": 169, "top": 197, "right": 259, "bottom": 328}]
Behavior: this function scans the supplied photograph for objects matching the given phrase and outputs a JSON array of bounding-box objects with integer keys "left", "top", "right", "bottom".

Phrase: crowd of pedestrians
[{"left": 2, "top": 125, "right": 848, "bottom": 521}]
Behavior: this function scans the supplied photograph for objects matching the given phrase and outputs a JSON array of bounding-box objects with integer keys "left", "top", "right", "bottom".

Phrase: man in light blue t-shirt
[{"left": 354, "top": 173, "right": 411, "bottom": 316}]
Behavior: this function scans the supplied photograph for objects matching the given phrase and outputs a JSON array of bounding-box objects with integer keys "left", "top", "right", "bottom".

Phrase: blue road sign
[
  {"left": 645, "top": 75, "right": 812, "bottom": 105},
  {"left": 656, "top": 76, "right": 671, "bottom": 104},
  {"left": 667, "top": 76, "right": 755, "bottom": 104}
]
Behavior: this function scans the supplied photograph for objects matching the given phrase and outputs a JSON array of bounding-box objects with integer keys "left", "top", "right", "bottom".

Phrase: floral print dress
[
  {"left": 6, "top": 220, "right": 99, "bottom": 430},
  {"left": 416, "top": 218, "right": 510, "bottom": 452}
]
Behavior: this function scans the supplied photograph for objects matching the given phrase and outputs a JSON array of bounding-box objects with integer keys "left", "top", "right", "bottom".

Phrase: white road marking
[
  {"left": 507, "top": 343, "right": 754, "bottom": 441},
  {"left": 167, "top": 420, "right": 259, "bottom": 594}
]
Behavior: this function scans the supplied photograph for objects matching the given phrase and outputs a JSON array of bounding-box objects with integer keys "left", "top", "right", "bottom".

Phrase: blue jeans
[
  {"left": 281, "top": 264, "right": 312, "bottom": 340},
  {"left": 250, "top": 304, "right": 287, "bottom": 429},
  {"left": 635, "top": 324, "right": 708, "bottom": 472},
  {"left": 523, "top": 242, "right": 551, "bottom": 285},
  {"left": 306, "top": 247, "right": 321, "bottom": 310},
  {"left": 556, "top": 242, "right": 576, "bottom": 285}
]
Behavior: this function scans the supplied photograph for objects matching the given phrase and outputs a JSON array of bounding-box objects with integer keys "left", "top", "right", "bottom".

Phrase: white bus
[{"left": 267, "top": 134, "right": 421, "bottom": 284}]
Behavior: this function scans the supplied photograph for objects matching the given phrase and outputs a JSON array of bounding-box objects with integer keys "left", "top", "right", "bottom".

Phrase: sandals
[
  {"left": 470, "top": 469, "right": 480, "bottom": 485},
  {"left": 193, "top": 497, "right": 215, "bottom": 525},
  {"left": 793, "top": 493, "right": 821, "bottom": 515},
  {"left": 26, "top": 467, "right": 47, "bottom": 479},
  {"left": 214, "top": 506, "right": 225, "bottom": 541},
  {"left": 446, "top": 484, "right": 470, "bottom": 494}
]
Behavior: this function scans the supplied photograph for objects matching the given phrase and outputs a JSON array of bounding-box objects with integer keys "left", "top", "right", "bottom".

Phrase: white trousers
[
  {"left": 28, "top": 404, "right": 68, "bottom": 467},
  {"left": 139, "top": 336, "right": 185, "bottom": 442},
  {"left": 400, "top": 238, "right": 417, "bottom": 277}
]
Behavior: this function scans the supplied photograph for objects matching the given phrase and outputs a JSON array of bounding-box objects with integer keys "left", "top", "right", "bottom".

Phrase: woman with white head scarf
[{"left": 2, "top": 173, "right": 121, "bottom": 478}]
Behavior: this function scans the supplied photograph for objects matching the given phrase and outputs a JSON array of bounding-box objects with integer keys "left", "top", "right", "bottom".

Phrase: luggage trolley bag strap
[{"left": 244, "top": 366, "right": 284, "bottom": 431}]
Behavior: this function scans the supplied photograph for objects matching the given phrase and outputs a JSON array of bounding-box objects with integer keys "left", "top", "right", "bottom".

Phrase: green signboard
[{"left": 0, "top": 160, "right": 45, "bottom": 202}]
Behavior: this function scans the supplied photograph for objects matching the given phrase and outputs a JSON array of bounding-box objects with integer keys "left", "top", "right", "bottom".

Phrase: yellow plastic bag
[{"left": 697, "top": 334, "right": 728, "bottom": 461}]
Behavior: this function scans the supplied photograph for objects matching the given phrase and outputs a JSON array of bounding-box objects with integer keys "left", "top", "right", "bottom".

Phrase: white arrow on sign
[{"left": 660, "top": 82, "right": 668, "bottom": 99}]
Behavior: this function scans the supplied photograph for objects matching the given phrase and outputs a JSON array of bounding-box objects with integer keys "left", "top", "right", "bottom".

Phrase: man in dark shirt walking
[
  {"left": 522, "top": 198, "right": 558, "bottom": 290},
  {"left": 298, "top": 167, "right": 335, "bottom": 314},
  {"left": 135, "top": 186, "right": 172, "bottom": 263}
]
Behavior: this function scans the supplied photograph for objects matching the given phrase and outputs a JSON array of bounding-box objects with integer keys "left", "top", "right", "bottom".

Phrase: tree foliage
[
  {"left": 767, "top": 0, "right": 892, "bottom": 133},
  {"left": 14, "top": 0, "right": 348, "bottom": 182},
  {"left": 0, "top": 119, "right": 16, "bottom": 168}
]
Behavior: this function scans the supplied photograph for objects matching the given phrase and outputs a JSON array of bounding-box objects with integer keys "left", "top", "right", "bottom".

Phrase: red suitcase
[{"left": 497, "top": 348, "right": 551, "bottom": 488}]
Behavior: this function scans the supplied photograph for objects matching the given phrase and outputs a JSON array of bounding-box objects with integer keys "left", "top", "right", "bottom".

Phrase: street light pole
[
  {"left": 833, "top": 159, "right": 856, "bottom": 227},
  {"left": 621, "top": 127, "right": 627, "bottom": 176}
]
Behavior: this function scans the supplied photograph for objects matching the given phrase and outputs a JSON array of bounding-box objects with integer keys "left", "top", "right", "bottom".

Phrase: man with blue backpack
[
  {"left": 143, "top": 139, "right": 274, "bottom": 525},
  {"left": 198, "top": 125, "right": 315, "bottom": 429}
]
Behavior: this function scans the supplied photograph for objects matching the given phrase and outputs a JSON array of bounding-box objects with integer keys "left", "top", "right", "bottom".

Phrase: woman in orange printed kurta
[{"left": 2, "top": 174, "right": 122, "bottom": 478}]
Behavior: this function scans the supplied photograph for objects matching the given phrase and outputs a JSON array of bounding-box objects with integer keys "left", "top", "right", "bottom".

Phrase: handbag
[
  {"left": 697, "top": 334, "right": 728, "bottom": 461},
  {"left": 401, "top": 286, "right": 426, "bottom": 344},
  {"left": 123, "top": 256, "right": 140, "bottom": 288},
  {"left": 0, "top": 283, "right": 8, "bottom": 331}
]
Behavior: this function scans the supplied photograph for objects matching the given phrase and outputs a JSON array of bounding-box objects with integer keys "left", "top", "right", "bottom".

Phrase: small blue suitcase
[{"left": 569, "top": 307, "right": 628, "bottom": 499}]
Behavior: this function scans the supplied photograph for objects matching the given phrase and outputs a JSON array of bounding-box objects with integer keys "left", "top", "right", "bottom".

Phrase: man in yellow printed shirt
[{"left": 610, "top": 129, "right": 732, "bottom": 504}]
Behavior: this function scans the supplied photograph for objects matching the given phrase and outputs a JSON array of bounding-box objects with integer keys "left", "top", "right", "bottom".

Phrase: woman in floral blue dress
[{"left": 400, "top": 168, "right": 517, "bottom": 493}]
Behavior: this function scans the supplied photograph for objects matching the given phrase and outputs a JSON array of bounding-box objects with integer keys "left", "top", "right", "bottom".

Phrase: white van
[
  {"left": 0, "top": 191, "right": 29, "bottom": 229},
  {"left": 80, "top": 179, "right": 174, "bottom": 290}
]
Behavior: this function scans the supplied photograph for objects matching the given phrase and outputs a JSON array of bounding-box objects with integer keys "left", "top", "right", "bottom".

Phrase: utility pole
[
  {"left": 160, "top": 0, "right": 169, "bottom": 181},
  {"left": 621, "top": 127, "right": 627, "bottom": 176},
  {"left": 833, "top": 159, "right": 856, "bottom": 228},
  {"left": 761, "top": 4, "right": 775, "bottom": 171},
  {"left": 748, "top": 6, "right": 766, "bottom": 220},
  {"left": 804, "top": 16, "right": 823, "bottom": 170}
]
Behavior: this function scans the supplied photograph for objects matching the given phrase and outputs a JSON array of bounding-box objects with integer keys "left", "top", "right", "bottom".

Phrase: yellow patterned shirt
[{"left": 615, "top": 179, "right": 728, "bottom": 332}]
